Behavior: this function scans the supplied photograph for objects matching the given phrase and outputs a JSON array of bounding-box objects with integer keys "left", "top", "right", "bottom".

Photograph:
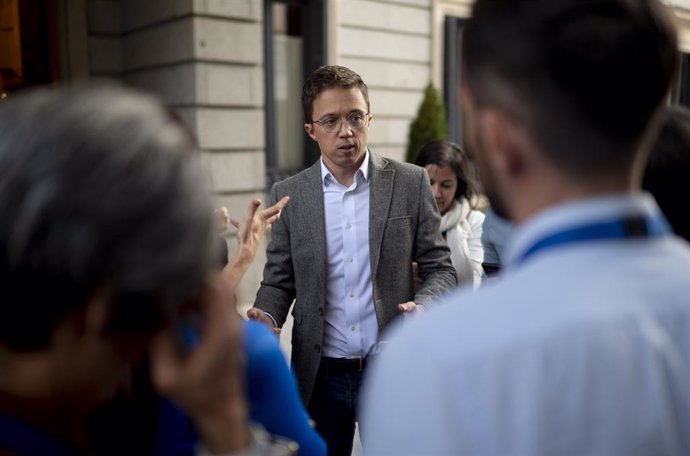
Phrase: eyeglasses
[{"left": 311, "top": 111, "right": 370, "bottom": 133}]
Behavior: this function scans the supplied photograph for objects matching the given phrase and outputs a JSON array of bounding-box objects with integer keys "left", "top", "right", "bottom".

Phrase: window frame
[{"left": 263, "top": 0, "right": 328, "bottom": 188}]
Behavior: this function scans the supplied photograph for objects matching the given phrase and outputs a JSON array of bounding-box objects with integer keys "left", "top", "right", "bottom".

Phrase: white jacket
[{"left": 440, "top": 199, "right": 485, "bottom": 288}]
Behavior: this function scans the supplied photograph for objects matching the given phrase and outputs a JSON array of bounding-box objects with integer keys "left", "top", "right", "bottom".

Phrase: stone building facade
[{"left": 3, "top": 0, "right": 690, "bottom": 308}]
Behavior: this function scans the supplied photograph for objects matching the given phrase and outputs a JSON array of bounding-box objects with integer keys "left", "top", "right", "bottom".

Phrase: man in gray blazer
[{"left": 248, "top": 65, "right": 456, "bottom": 456}]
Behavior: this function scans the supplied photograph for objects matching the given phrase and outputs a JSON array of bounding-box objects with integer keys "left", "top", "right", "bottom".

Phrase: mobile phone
[{"left": 174, "top": 309, "right": 203, "bottom": 354}]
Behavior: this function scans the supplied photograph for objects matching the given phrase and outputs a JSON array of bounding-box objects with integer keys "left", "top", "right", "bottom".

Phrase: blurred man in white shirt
[{"left": 362, "top": 1, "right": 690, "bottom": 455}]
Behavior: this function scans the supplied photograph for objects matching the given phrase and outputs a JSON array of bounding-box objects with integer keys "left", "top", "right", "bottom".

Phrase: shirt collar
[
  {"left": 320, "top": 149, "right": 370, "bottom": 187},
  {"left": 504, "top": 192, "right": 663, "bottom": 268}
]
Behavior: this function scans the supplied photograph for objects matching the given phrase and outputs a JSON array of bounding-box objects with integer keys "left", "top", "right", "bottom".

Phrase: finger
[
  {"left": 247, "top": 308, "right": 262, "bottom": 320},
  {"left": 261, "top": 197, "right": 290, "bottom": 219},
  {"left": 275, "top": 196, "right": 289, "bottom": 209},
  {"left": 273, "top": 327, "right": 282, "bottom": 337},
  {"left": 263, "top": 212, "right": 282, "bottom": 225},
  {"left": 398, "top": 302, "right": 414, "bottom": 313},
  {"left": 243, "top": 199, "right": 262, "bottom": 221},
  {"left": 230, "top": 218, "right": 240, "bottom": 229}
]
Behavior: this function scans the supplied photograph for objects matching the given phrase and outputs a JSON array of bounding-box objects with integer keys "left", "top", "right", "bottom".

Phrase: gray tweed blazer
[{"left": 253, "top": 151, "right": 456, "bottom": 405}]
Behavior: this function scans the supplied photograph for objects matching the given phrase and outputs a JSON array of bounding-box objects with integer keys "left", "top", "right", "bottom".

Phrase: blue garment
[
  {"left": 155, "top": 319, "right": 326, "bottom": 456},
  {"left": 480, "top": 207, "right": 514, "bottom": 267},
  {"left": 0, "top": 413, "right": 78, "bottom": 455},
  {"left": 516, "top": 214, "right": 670, "bottom": 264}
]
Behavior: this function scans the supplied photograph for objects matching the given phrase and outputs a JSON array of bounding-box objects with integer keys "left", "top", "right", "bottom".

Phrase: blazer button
[
  {"left": 313, "top": 344, "right": 321, "bottom": 353},
  {"left": 318, "top": 307, "right": 324, "bottom": 316}
]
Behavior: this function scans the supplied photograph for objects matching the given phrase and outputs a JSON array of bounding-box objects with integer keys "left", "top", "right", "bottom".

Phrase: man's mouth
[{"left": 338, "top": 144, "right": 355, "bottom": 152}]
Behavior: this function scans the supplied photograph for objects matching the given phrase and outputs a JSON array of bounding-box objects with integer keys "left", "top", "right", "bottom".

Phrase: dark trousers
[{"left": 307, "top": 357, "right": 368, "bottom": 456}]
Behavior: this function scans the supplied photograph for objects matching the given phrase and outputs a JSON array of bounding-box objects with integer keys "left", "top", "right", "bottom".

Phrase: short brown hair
[{"left": 302, "top": 65, "right": 370, "bottom": 122}]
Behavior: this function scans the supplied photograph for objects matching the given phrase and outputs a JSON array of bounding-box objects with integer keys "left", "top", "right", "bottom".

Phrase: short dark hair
[
  {"left": 302, "top": 65, "right": 370, "bottom": 122},
  {"left": 644, "top": 105, "right": 690, "bottom": 241},
  {"left": 414, "top": 140, "right": 480, "bottom": 206},
  {"left": 0, "top": 86, "right": 216, "bottom": 350},
  {"left": 463, "top": 0, "right": 678, "bottom": 179}
]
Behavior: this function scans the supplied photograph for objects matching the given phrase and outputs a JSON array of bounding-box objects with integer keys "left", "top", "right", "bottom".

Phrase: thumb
[{"left": 398, "top": 302, "right": 415, "bottom": 313}]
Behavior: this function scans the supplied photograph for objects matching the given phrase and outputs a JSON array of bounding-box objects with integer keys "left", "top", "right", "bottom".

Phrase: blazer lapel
[
  {"left": 299, "top": 161, "right": 327, "bottom": 287},
  {"left": 369, "top": 151, "right": 394, "bottom": 277}
]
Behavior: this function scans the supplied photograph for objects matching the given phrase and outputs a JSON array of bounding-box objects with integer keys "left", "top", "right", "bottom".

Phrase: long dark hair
[{"left": 414, "top": 140, "right": 480, "bottom": 207}]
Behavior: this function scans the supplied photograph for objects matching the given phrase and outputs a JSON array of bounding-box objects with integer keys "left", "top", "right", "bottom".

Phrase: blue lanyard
[
  {"left": 0, "top": 414, "right": 78, "bottom": 456},
  {"left": 516, "top": 215, "right": 671, "bottom": 265}
]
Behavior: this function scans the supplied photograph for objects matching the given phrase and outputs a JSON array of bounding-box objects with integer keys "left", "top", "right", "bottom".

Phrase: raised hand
[{"left": 222, "top": 196, "right": 290, "bottom": 290}]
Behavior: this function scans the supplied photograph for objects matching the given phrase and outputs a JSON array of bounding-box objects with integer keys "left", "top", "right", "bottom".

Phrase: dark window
[
  {"left": 444, "top": 16, "right": 467, "bottom": 146},
  {"left": 264, "top": 0, "right": 327, "bottom": 188},
  {"left": 674, "top": 53, "right": 690, "bottom": 107},
  {"left": 0, "top": 0, "right": 58, "bottom": 97}
]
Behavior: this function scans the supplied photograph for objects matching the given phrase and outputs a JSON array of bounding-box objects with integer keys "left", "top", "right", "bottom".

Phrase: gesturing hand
[
  {"left": 398, "top": 301, "right": 424, "bottom": 316},
  {"left": 231, "top": 197, "right": 289, "bottom": 265},
  {"left": 222, "top": 196, "right": 290, "bottom": 290},
  {"left": 246, "top": 308, "right": 282, "bottom": 337}
]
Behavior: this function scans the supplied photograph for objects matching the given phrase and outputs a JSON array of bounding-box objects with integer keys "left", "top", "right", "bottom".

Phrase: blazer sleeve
[
  {"left": 413, "top": 169, "right": 458, "bottom": 304},
  {"left": 253, "top": 183, "right": 296, "bottom": 327}
]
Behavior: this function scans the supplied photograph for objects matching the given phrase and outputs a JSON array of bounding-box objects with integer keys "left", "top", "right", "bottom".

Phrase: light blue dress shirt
[
  {"left": 319, "top": 151, "right": 377, "bottom": 358},
  {"left": 362, "top": 193, "right": 690, "bottom": 455}
]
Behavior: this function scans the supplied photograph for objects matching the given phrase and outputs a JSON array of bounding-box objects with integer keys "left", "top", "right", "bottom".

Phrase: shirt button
[
  {"left": 346, "top": 223, "right": 352, "bottom": 229},
  {"left": 318, "top": 307, "right": 324, "bottom": 316},
  {"left": 348, "top": 257, "right": 353, "bottom": 263},
  {"left": 313, "top": 344, "right": 321, "bottom": 353},
  {"left": 349, "top": 292, "right": 354, "bottom": 298},
  {"left": 350, "top": 326, "right": 356, "bottom": 332}
]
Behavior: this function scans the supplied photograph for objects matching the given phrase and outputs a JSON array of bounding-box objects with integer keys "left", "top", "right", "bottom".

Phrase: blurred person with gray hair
[
  {"left": 0, "top": 86, "right": 290, "bottom": 455},
  {"left": 362, "top": 0, "right": 690, "bottom": 455}
]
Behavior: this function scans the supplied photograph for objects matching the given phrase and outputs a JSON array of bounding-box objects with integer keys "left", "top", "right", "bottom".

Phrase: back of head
[
  {"left": 644, "top": 106, "right": 690, "bottom": 241},
  {"left": 463, "top": 0, "right": 678, "bottom": 179},
  {"left": 302, "top": 65, "right": 370, "bottom": 122},
  {"left": 0, "top": 86, "right": 216, "bottom": 351}
]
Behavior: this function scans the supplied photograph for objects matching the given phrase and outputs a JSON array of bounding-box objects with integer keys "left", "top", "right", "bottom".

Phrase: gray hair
[{"left": 0, "top": 85, "right": 216, "bottom": 350}]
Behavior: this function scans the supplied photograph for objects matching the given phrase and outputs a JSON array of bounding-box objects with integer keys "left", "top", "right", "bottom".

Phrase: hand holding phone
[{"left": 151, "top": 273, "right": 251, "bottom": 453}]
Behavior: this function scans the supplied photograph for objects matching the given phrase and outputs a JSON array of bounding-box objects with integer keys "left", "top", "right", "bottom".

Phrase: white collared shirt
[
  {"left": 362, "top": 193, "right": 690, "bottom": 455},
  {"left": 320, "top": 151, "right": 377, "bottom": 358}
]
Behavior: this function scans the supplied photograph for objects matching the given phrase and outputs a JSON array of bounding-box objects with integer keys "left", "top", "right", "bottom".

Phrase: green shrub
[{"left": 405, "top": 83, "right": 448, "bottom": 163}]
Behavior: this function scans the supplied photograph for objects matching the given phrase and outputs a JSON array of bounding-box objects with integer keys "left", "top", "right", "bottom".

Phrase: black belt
[{"left": 320, "top": 356, "right": 371, "bottom": 373}]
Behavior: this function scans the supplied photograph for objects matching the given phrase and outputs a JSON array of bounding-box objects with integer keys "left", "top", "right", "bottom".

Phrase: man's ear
[
  {"left": 304, "top": 123, "right": 317, "bottom": 141},
  {"left": 477, "top": 109, "right": 530, "bottom": 180}
]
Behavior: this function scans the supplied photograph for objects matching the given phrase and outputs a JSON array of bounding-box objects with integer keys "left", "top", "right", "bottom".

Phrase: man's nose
[{"left": 338, "top": 119, "right": 353, "bottom": 136}]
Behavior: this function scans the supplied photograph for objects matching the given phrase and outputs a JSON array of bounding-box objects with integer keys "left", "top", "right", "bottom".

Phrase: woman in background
[{"left": 415, "top": 140, "right": 485, "bottom": 288}]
